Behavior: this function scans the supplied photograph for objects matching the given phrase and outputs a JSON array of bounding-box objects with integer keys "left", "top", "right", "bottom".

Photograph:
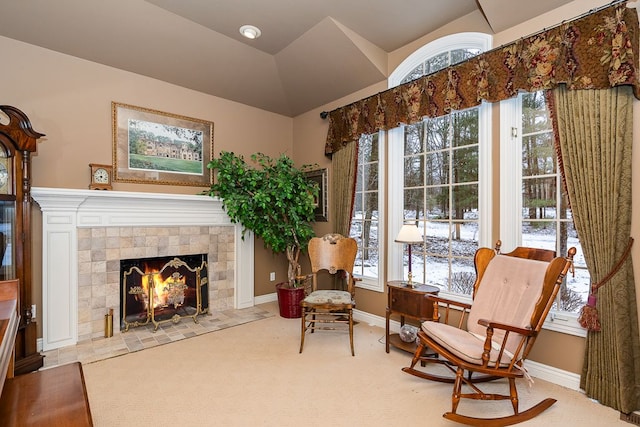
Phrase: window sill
[
  {"left": 355, "top": 276, "right": 384, "bottom": 293},
  {"left": 543, "top": 312, "right": 587, "bottom": 337}
]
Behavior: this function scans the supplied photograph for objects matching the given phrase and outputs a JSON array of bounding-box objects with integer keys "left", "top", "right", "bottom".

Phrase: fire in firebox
[{"left": 120, "top": 254, "right": 208, "bottom": 332}]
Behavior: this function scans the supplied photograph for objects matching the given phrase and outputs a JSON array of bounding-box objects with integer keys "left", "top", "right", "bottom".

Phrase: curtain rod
[{"left": 319, "top": 0, "right": 630, "bottom": 119}]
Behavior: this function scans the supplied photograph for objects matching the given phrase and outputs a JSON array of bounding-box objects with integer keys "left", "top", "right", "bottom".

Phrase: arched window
[{"left": 387, "top": 33, "right": 492, "bottom": 296}]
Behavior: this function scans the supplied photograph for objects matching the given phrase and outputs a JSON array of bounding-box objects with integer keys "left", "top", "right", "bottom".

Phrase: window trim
[
  {"left": 354, "top": 131, "right": 386, "bottom": 293},
  {"left": 389, "top": 32, "right": 492, "bottom": 87}
]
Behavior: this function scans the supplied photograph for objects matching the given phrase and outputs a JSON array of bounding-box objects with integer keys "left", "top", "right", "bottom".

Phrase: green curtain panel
[
  {"left": 330, "top": 141, "right": 358, "bottom": 236},
  {"left": 550, "top": 85, "right": 640, "bottom": 413}
]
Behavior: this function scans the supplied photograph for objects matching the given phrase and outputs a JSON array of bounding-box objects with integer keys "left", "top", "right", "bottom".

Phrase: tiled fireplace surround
[{"left": 31, "top": 187, "right": 255, "bottom": 351}]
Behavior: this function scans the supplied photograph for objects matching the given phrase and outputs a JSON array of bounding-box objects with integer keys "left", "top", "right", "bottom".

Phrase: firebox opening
[{"left": 119, "top": 254, "right": 209, "bottom": 332}]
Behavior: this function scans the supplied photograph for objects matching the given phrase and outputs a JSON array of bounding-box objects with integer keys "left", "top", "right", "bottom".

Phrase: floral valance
[{"left": 325, "top": 3, "right": 639, "bottom": 155}]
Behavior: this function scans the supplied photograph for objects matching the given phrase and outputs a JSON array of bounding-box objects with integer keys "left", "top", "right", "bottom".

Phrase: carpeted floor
[{"left": 80, "top": 302, "right": 628, "bottom": 426}]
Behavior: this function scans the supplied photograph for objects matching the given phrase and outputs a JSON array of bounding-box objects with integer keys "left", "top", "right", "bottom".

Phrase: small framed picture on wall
[{"left": 305, "top": 168, "right": 328, "bottom": 222}]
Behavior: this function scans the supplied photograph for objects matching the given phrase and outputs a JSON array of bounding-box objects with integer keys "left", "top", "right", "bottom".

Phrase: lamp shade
[{"left": 394, "top": 224, "right": 423, "bottom": 243}]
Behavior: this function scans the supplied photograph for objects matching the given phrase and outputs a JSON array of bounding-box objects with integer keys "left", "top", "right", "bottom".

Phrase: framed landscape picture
[{"left": 112, "top": 102, "right": 214, "bottom": 186}]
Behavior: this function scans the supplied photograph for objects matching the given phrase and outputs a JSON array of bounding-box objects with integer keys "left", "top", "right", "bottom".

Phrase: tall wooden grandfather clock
[{"left": 0, "top": 105, "right": 44, "bottom": 374}]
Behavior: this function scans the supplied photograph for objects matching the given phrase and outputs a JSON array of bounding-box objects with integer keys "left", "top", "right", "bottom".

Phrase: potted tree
[{"left": 206, "top": 151, "right": 318, "bottom": 318}]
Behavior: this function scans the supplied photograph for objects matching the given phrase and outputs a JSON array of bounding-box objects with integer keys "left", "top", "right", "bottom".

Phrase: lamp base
[
  {"left": 404, "top": 272, "right": 417, "bottom": 288},
  {"left": 399, "top": 281, "right": 417, "bottom": 288}
]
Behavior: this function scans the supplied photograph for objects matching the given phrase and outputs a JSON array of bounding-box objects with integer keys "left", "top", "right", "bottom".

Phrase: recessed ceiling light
[{"left": 239, "top": 25, "right": 261, "bottom": 40}]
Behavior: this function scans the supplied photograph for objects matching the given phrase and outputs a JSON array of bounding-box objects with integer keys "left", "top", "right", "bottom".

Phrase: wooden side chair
[
  {"left": 403, "top": 241, "right": 575, "bottom": 426},
  {"left": 300, "top": 234, "right": 357, "bottom": 356}
]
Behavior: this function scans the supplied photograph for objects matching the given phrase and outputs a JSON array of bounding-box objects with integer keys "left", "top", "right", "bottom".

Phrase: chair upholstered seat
[
  {"left": 424, "top": 254, "right": 548, "bottom": 367},
  {"left": 422, "top": 321, "right": 515, "bottom": 367},
  {"left": 303, "top": 290, "right": 352, "bottom": 305}
]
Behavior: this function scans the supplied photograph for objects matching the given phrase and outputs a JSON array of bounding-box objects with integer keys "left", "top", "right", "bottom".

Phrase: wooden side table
[{"left": 385, "top": 280, "right": 439, "bottom": 353}]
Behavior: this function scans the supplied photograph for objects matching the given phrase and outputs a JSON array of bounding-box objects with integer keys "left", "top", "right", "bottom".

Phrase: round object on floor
[{"left": 399, "top": 324, "right": 418, "bottom": 342}]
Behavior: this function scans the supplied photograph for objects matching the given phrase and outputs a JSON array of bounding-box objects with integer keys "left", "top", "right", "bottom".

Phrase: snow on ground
[{"left": 352, "top": 212, "right": 589, "bottom": 313}]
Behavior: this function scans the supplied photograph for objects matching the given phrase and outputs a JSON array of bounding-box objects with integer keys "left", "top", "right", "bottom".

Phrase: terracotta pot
[{"left": 275, "top": 282, "right": 305, "bottom": 318}]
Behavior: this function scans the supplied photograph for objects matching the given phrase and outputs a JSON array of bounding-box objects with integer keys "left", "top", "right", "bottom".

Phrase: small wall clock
[{"left": 89, "top": 163, "right": 113, "bottom": 190}]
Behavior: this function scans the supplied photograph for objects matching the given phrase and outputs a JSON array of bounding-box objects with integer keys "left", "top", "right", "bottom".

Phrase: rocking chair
[{"left": 402, "top": 241, "right": 575, "bottom": 426}]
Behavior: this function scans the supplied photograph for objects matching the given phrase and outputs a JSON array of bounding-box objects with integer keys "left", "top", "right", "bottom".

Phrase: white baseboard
[
  {"left": 257, "top": 296, "right": 582, "bottom": 391},
  {"left": 254, "top": 293, "right": 277, "bottom": 305},
  {"left": 37, "top": 337, "right": 43, "bottom": 352},
  {"left": 353, "top": 308, "right": 582, "bottom": 391},
  {"left": 353, "top": 308, "right": 387, "bottom": 329},
  {"left": 524, "top": 360, "right": 582, "bottom": 390}
]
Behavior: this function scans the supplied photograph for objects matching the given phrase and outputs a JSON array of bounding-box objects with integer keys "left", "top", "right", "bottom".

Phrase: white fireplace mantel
[{"left": 31, "top": 187, "right": 254, "bottom": 350}]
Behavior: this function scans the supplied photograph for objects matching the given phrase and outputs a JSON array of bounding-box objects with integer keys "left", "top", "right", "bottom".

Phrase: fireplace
[
  {"left": 120, "top": 254, "right": 209, "bottom": 331},
  {"left": 32, "top": 187, "right": 255, "bottom": 351}
]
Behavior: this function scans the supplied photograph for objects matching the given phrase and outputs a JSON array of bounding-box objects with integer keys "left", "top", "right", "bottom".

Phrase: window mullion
[
  {"left": 499, "top": 97, "right": 521, "bottom": 251},
  {"left": 387, "top": 127, "right": 405, "bottom": 282}
]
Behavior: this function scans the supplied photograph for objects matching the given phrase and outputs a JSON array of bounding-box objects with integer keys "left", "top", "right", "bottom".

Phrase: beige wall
[
  {"left": 0, "top": 34, "right": 295, "bottom": 332},
  {"left": 0, "top": 37, "right": 293, "bottom": 190},
  {"left": 292, "top": 0, "right": 639, "bottom": 375}
]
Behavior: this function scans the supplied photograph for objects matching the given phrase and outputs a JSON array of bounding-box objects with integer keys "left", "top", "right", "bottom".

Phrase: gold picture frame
[
  {"left": 305, "top": 168, "right": 328, "bottom": 222},
  {"left": 112, "top": 102, "right": 213, "bottom": 186}
]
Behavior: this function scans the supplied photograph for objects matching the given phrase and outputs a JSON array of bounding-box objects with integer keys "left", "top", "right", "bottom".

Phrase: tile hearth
[{"left": 42, "top": 305, "right": 273, "bottom": 369}]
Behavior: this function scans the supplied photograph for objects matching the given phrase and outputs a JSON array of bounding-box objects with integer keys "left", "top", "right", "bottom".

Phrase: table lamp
[{"left": 395, "top": 223, "right": 423, "bottom": 287}]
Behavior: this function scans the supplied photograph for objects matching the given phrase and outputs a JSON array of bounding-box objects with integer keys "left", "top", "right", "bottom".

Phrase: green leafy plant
[{"left": 206, "top": 151, "right": 318, "bottom": 287}]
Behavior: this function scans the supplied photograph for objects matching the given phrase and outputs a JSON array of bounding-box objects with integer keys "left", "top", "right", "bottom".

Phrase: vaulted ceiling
[{"left": 0, "top": 0, "right": 574, "bottom": 116}]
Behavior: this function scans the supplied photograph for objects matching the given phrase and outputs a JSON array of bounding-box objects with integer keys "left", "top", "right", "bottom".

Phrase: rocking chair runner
[{"left": 403, "top": 241, "right": 576, "bottom": 426}]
